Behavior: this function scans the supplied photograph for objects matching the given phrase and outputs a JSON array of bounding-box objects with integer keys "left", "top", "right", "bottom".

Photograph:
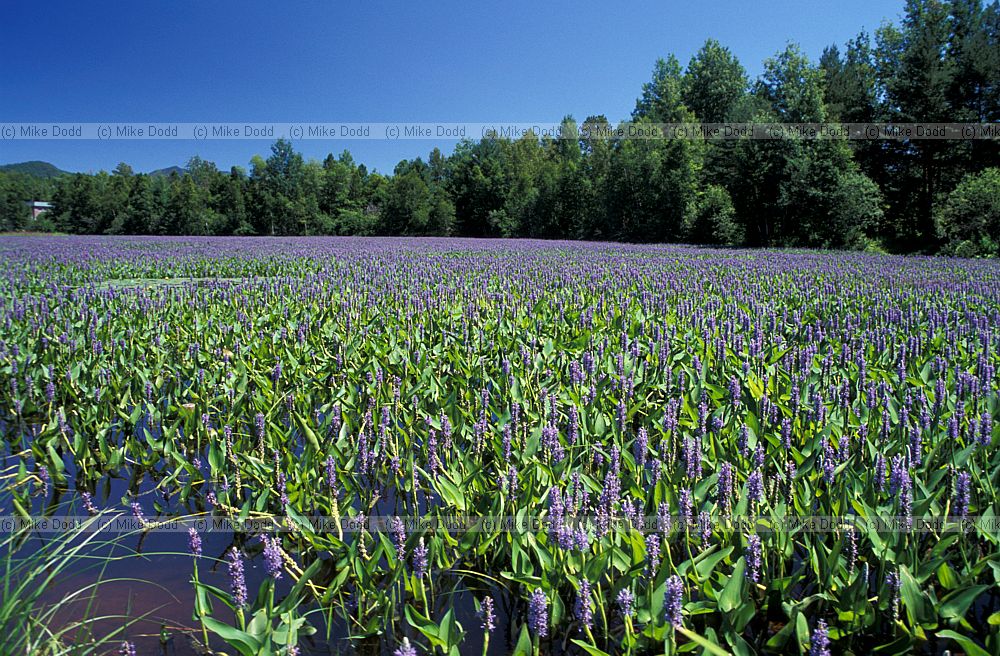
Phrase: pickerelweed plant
[{"left": 0, "top": 236, "right": 998, "bottom": 654}]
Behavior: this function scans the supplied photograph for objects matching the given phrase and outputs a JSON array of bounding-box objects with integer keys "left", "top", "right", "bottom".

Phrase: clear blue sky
[{"left": 1, "top": 0, "right": 903, "bottom": 175}]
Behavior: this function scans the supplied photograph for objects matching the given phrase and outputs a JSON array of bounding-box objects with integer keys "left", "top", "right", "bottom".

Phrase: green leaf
[
  {"left": 438, "top": 608, "right": 462, "bottom": 646},
  {"left": 676, "top": 626, "right": 733, "bottom": 655},
  {"left": 277, "top": 558, "right": 324, "bottom": 614},
  {"left": 899, "top": 565, "right": 933, "bottom": 625},
  {"left": 295, "top": 413, "right": 322, "bottom": 452},
  {"left": 936, "top": 561, "right": 958, "bottom": 590},
  {"left": 208, "top": 440, "right": 224, "bottom": 474},
  {"left": 719, "top": 557, "right": 746, "bottom": 612},
  {"left": 694, "top": 546, "right": 734, "bottom": 579},
  {"left": 246, "top": 608, "right": 270, "bottom": 640},
  {"left": 435, "top": 475, "right": 468, "bottom": 511},
  {"left": 936, "top": 630, "right": 990, "bottom": 656},
  {"left": 648, "top": 579, "right": 665, "bottom": 627},
  {"left": 570, "top": 639, "right": 613, "bottom": 656},
  {"left": 939, "top": 585, "right": 988, "bottom": 621},
  {"left": 795, "top": 611, "right": 810, "bottom": 653},
  {"left": 512, "top": 624, "right": 532, "bottom": 656},
  {"left": 201, "top": 616, "right": 262, "bottom": 656},
  {"left": 45, "top": 443, "right": 66, "bottom": 481},
  {"left": 405, "top": 604, "right": 444, "bottom": 648}
]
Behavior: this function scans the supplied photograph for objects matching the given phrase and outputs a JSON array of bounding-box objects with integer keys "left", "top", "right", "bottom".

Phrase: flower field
[{"left": 1, "top": 236, "right": 998, "bottom": 655}]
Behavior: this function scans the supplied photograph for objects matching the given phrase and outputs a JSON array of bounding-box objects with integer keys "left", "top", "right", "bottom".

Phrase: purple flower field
[{"left": 1, "top": 235, "right": 998, "bottom": 655}]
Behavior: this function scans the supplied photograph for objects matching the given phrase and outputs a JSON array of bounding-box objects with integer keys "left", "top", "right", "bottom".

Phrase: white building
[{"left": 25, "top": 201, "right": 53, "bottom": 219}]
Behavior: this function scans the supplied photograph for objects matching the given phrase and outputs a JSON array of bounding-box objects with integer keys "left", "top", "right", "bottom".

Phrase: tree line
[{"left": 2, "top": 0, "right": 998, "bottom": 255}]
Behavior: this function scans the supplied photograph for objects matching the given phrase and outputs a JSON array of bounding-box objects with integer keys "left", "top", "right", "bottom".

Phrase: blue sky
[{"left": 1, "top": 0, "right": 903, "bottom": 175}]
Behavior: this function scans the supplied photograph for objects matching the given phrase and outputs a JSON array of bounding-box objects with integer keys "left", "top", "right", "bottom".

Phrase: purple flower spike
[
  {"left": 747, "top": 470, "right": 764, "bottom": 506},
  {"left": 325, "top": 455, "right": 337, "bottom": 489},
  {"left": 262, "top": 535, "right": 283, "bottom": 579},
  {"left": 188, "top": 528, "right": 202, "bottom": 557},
  {"left": 574, "top": 579, "right": 593, "bottom": 632},
  {"left": 634, "top": 427, "right": 648, "bottom": 468},
  {"left": 645, "top": 533, "right": 661, "bottom": 573},
  {"left": 478, "top": 596, "right": 496, "bottom": 633},
  {"left": 37, "top": 465, "right": 50, "bottom": 498},
  {"left": 746, "top": 534, "right": 763, "bottom": 583},
  {"left": 616, "top": 588, "right": 635, "bottom": 618},
  {"left": 81, "top": 491, "right": 98, "bottom": 515},
  {"left": 665, "top": 575, "right": 684, "bottom": 628},
  {"left": 393, "top": 637, "right": 417, "bottom": 656},
  {"left": 885, "top": 570, "right": 901, "bottom": 621},
  {"left": 131, "top": 502, "right": 146, "bottom": 526},
  {"left": 227, "top": 547, "right": 248, "bottom": 607},
  {"left": 953, "top": 471, "right": 971, "bottom": 518},
  {"left": 528, "top": 588, "right": 548, "bottom": 637},
  {"left": 412, "top": 537, "right": 429, "bottom": 577},
  {"left": 809, "top": 619, "right": 831, "bottom": 656},
  {"left": 391, "top": 516, "right": 406, "bottom": 555}
]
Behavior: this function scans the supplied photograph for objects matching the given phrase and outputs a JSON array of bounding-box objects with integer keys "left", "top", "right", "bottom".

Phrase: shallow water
[{"left": 1, "top": 458, "right": 502, "bottom": 655}]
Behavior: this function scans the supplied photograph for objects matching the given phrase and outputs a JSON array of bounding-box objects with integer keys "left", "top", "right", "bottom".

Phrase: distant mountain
[
  {"left": 149, "top": 166, "right": 187, "bottom": 177},
  {"left": 0, "top": 161, "right": 70, "bottom": 178},
  {"left": 1, "top": 161, "right": 191, "bottom": 178}
]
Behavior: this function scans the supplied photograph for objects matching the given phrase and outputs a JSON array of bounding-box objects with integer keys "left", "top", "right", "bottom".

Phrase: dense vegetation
[
  {"left": 1, "top": 237, "right": 998, "bottom": 655},
  {"left": 2, "top": 0, "right": 999, "bottom": 255}
]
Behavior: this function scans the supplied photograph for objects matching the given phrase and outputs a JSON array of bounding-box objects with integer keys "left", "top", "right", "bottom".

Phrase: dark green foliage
[
  {"left": 683, "top": 40, "right": 748, "bottom": 123},
  {"left": 0, "top": 170, "right": 51, "bottom": 231},
  {"left": 937, "top": 167, "right": 1000, "bottom": 254},
  {"left": 633, "top": 55, "right": 689, "bottom": 122},
  {"left": 683, "top": 184, "right": 743, "bottom": 246}
]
